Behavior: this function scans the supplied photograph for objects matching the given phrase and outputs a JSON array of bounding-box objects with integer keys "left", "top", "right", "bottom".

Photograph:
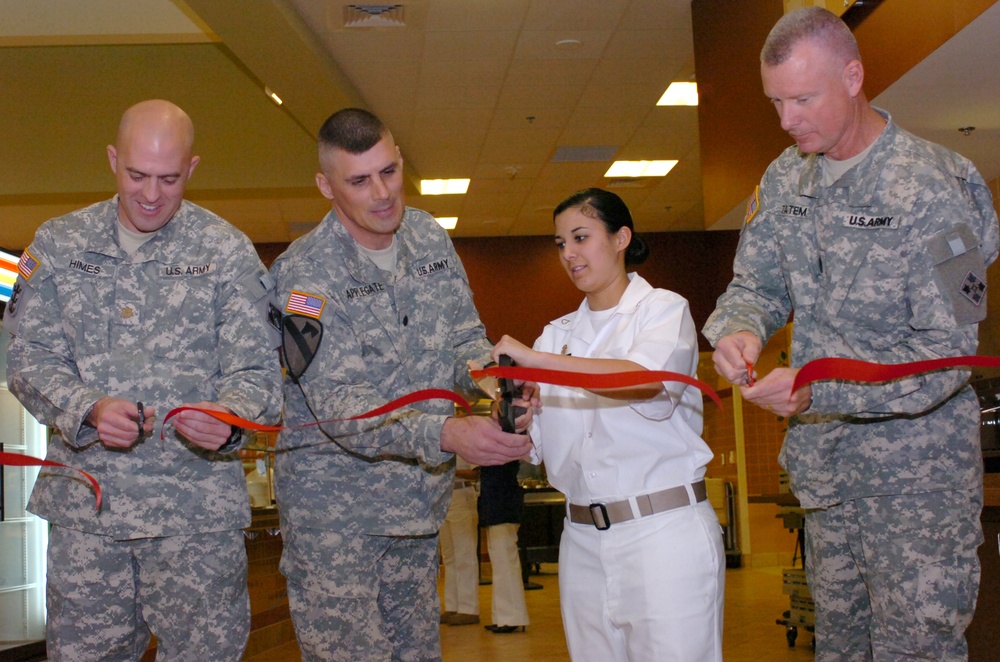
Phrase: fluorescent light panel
[
  {"left": 420, "top": 179, "right": 470, "bottom": 195},
  {"left": 657, "top": 82, "right": 698, "bottom": 106},
  {"left": 435, "top": 217, "right": 458, "bottom": 230},
  {"left": 604, "top": 160, "right": 678, "bottom": 178}
]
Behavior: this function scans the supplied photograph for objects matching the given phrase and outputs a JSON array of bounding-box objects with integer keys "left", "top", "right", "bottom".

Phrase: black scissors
[{"left": 497, "top": 355, "right": 526, "bottom": 434}]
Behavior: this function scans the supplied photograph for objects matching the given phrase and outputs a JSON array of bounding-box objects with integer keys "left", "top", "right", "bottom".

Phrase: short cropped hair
[
  {"left": 761, "top": 6, "right": 860, "bottom": 67},
  {"left": 318, "top": 108, "right": 388, "bottom": 154}
]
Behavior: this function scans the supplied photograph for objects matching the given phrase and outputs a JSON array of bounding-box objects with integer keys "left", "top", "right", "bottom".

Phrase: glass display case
[
  {"left": 240, "top": 431, "right": 276, "bottom": 508},
  {"left": 0, "top": 328, "right": 48, "bottom": 646}
]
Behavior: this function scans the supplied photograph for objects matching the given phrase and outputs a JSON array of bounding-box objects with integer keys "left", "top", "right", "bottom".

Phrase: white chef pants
[
  {"left": 440, "top": 485, "right": 480, "bottom": 615},
  {"left": 485, "top": 523, "right": 529, "bottom": 627},
  {"left": 558, "top": 498, "right": 724, "bottom": 662}
]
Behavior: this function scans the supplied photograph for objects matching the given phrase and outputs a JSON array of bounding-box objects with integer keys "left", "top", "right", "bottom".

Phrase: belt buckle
[{"left": 588, "top": 503, "right": 611, "bottom": 530}]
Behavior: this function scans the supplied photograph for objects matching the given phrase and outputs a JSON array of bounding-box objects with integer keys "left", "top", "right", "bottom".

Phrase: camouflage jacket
[
  {"left": 703, "top": 111, "right": 1000, "bottom": 508},
  {"left": 270, "top": 207, "right": 492, "bottom": 535},
  {"left": 3, "top": 197, "right": 283, "bottom": 539}
]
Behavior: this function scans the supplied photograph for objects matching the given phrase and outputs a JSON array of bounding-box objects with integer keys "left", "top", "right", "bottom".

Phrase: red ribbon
[
  {"left": 160, "top": 388, "right": 474, "bottom": 439},
  {"left": 0, "top": 451, "right": 102, "bottom": 510},
  {"left": 469, "top": 365, "right": 723, "bottom": 409},
  {"left": 792, "top": 356, "right": 1000, "bottom": 392}
]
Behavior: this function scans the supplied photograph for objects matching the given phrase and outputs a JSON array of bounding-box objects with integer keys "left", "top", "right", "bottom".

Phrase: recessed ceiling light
[
  {"left": 420, "top": 179, "right": 470, "bottom": 195},
  {"left": 555, "top": 39, "right": 582, "bottom": 50},
  {"left": 604, "top": 160, "right": 678, "bottom": 178},
  {"left": 435, "top": 217, "right": 458, "bottom": 230},
  {"left": 656, "top": 82, "right": 698, "bottom": 106},
  {"left": 264, "top": 86, "right": 283, "bottom": 105}
]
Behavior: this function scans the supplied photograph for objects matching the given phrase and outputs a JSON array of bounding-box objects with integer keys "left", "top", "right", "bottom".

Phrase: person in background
[
  {"left": 492, "top": 188, "right": 723, "bottom": 661},
  {"left": 3, "top": 99, "right": 283, "bottom": 660},
  {"left": 439, "top": 457, "right": 481, "bottom": 626},
  {"left": 702, "top": 8, "right": 999, "bottom": 660},
  {"left": 478, "top": 459, "right": 530, "bottom": 634},
  {"left": 269, "top": 107, "right": 533, "bottom": 662}
]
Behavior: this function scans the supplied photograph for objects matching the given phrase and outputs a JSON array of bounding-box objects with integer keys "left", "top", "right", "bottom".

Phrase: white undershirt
[
  {"left": 821, "top": 139, "right": 876, "bottom": 186},
  {"left": 117, "top": 222, "right": 158, "bottom": 255},
  {"left": 356, "top": 237, "right": 398, "bottom": 272}
]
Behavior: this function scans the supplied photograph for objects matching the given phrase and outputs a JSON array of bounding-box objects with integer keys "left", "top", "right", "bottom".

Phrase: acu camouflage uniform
[
  {"left": 703, "top": 110, "right": 1000, "bottom": 661},
  {"left": 3, "top": 197, "right": 283, "bottom": 661},
  {"left": 270, "top": 207, "right": 492, "bottom": 661}
]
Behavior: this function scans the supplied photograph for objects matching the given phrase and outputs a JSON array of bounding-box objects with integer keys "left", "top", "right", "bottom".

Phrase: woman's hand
[{"left": 491, "top": 335, "right": 536, "bottom": 367}]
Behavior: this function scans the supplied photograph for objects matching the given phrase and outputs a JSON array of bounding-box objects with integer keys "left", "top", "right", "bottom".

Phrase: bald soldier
[{"left": 4, "top": 99, "right": 283, "bottom": 660}]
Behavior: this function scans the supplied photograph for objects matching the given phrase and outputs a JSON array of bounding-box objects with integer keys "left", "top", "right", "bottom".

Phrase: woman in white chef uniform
[{"left": 492, "top": 188, "right": 724, "bottom": 662}]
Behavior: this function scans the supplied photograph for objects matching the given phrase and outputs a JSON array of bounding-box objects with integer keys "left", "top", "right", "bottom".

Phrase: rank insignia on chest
[
  {"left": 744, "top": 186, "right": 760, "bottom": 225},
  {"left": 961, "top": 271, "right": 986, "bottom": 306},
  {"left": 286, "top": 290, "right": 326, "bottom": 319}
]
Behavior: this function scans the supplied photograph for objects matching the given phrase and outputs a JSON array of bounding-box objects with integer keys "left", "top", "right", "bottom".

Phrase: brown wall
[{"left": 692, "top": 0, "right": 789, "bottom": 227}]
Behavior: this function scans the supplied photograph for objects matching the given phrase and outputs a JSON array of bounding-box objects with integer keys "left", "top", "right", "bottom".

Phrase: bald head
[
  {"left": 116, "top": 99, "right": 195, "bottom": 159},
  {"left": 108, "top": 99, "right": 200, "bottom": 232}
]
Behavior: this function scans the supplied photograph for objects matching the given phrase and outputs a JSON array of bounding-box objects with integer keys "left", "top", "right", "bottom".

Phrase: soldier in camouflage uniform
[
  {"left": 269, "top": 108, "right": 532, "bottom": 661},
  {"left": 703, "top": 8, "right": 999, "bottom": 661},
  {"left": 3, "top": 100, "right": 283, "bottom": 661}
]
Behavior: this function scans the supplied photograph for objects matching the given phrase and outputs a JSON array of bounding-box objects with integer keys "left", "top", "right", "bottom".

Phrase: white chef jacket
[{"left": 529, "top": 274, "right": 713, "bottom": 504}]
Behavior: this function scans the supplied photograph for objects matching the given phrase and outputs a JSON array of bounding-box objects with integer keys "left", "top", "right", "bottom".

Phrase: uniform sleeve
[
  {"left": 4, "top": 229, "right": 106, "bottom": 447},
  {"left": 445, "top": 243, "right": 494, "bottom": 399},
  {"left": 627, "top": 293, "right": 701, "bottom": 421},
  {"left": 702, "top": 179, "right": 794, "bottom": 348},
  {"left": 212, "top": 234, "right": 284, "bottom": 428}
]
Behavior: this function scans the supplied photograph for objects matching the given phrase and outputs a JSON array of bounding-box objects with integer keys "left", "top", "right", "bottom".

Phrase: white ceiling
[{"left": 0, "top": 0, "right": 996, "bottom": 247}]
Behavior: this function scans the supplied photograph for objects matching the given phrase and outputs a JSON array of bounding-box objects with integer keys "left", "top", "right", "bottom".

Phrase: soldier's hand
[
  {"left": 741, "top": 367, "right": 812, "bottom": 417},
  {"left": 171, "top": 401, "right": 237, "bottom": 451},
  {"left": 441, "top": 415, "right": 532, "bottom": 466},
  {"left": 713, "top": 331, "right": 762, "bottom": 385},
  {"left": 88, "top": 397, "right": 155, "bottom": 448}
]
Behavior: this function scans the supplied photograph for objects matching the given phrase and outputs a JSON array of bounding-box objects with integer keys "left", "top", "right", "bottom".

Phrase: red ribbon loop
[
  {"left": 470, "top": 365, "right": 723, "bottom": 409},
  {"left": 0, "top": 451, "right": 102, "bottom": 510},
  {"left": 160, "top": 388, "right": 474, "bottom": 440}
]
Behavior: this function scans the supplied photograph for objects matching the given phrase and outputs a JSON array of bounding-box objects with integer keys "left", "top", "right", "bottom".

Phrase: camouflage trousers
[
  {"left": 280, "top": 525, "right": 441, "bottom": 662},
  {"left": 804, "top": 490, "right": 982, "bottom": 661},
  {"left": 45, "top": 525, "right": 249, "bottom": 661}
]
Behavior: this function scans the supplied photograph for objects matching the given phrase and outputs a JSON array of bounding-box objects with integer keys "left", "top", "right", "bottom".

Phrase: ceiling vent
[
  {"left": 550, "top": 145, "right": 618, "bottom": 163},
  {"left": 345, "top": 4, "right": 406, "bottom": 28}
]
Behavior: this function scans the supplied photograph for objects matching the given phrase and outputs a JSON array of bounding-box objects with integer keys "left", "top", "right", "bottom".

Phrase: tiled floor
[{"left": 244, "top": 564, "right": 815, "bottom": 661}]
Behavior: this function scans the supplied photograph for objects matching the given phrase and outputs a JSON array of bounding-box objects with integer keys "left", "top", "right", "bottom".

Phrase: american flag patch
[
  {"left": 18, "top": 249, "right": 39, "bottom": 280},
  {"left": 286, "top": 290, "right": 326, "bottom": 319}
]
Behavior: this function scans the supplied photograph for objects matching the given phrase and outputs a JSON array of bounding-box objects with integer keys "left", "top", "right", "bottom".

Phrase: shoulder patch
[
  {"left": 744, "top": 186, "right": 760, "bottom": 225},
  {"left": 18, "top": 249, "right": 40, "bottom": 280},
  {"left": 285, "top": 290, "right": 326, "bottom": 319}
]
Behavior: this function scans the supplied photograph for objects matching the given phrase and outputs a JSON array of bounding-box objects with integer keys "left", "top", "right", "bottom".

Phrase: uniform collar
[
  {"left": 84, "top": 196, "right": 197, "bottom": 262},
  {"left": 797, "top": 107, "right": 895, "bottom": 208},
  {"left": 326, "top": 206, "right": 431, "bottom": 285},
  {"left": 551, "top": 272, "right": 652, "bottom": 329}
]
